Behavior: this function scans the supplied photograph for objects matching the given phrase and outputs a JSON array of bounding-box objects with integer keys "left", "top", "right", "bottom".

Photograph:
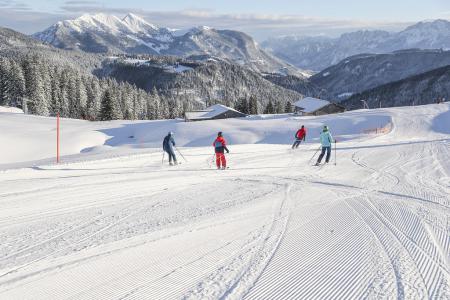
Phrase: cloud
[
  {"left": 55, "top": 4, "right": 412, "bottom": 39},
  {"left": 0, "top": 9, "right": 69, "bottom": 33},
  {"left": 0, "top": 0, "right": 30, "bottom": 11},
  {"left": 438, "top": 11, "right": 450, "bottom": 18},
  {"left": 64, "top": 0, "right": 100, "bottom": 5},
  {"left": 1, "top": 4, "right": 413, "bottom": 40}
]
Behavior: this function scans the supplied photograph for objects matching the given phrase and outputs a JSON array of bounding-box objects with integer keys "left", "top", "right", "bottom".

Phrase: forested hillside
[
  {"left": 342, "top": 65, "right": 450, "bottom": 109},
  {"left": 0, "top": 27, "right": 303, "bottom": 121},
  {"left": 101, "top": 58, "right": 302, "bottom": 112}
]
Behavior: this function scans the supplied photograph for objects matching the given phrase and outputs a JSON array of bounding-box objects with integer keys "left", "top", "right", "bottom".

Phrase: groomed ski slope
[{"left": 0, "top": 104, "right": 449, "bottom": 299}]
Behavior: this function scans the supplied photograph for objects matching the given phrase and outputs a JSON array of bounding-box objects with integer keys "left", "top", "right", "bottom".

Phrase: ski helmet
[
  {"left": 168, "top": 131, "right": 174, "bottom": 135},
  {"left": 218, "top": 131, "right": 223, "bottom": 136},
  {"left": 323, "top": 125, "right": 328, "bottom": 131}
]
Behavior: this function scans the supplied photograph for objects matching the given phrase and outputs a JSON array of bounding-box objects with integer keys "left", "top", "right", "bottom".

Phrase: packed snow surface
[{"left": 0, "top": 104, "right": 449, "bottom": 299}]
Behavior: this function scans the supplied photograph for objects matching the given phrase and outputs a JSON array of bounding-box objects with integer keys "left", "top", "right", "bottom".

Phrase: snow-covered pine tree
[
  {"left": 50, "top": 69, "right": 61, "bottom": 114},
  {"left": 8, "top": 61, "right": 26, "bottom": 107},
  {"left": 265, "top": 100, "right": 274, "bottom": 114},
  {"left": 29, "top": 79, "right": 49, "bottom": 116},
  {"left": 134, "top": 89, "right": 145, "bottom": 119},
  {"left": 168, "top": 97, "right": 179, "bottom": 119},
  {"left": 275, "top": 101, "right": 283, "bottom": 114},
  {"left": 58, "top": 69, "right": 70, "bottom": 117},
  {"left": 100, "top": 89, "right": 117, "bottom": 121},
  {"left": 248, "top": 95, "right": 258, "bottom": 115},
  {"left": 67, "top": 75, "right": 80, "bottom": 118},
  {"left": 23, "top": 58, "right": 49, "bottom": 116},
  {"left": 285, "top": 100, "right": 293, "bottom": 113},
  {"left": 145, "top": 96, "right": 154, "bottom": 120},
  {"left": 121, "top": 84, "right": 133, "bottom": 120},
  {"left": 86, "top": 79, "right": 100, "bottom": 120},
  {"left": 76, "top": 76, "right": 88, "bottom": 119},
  {"left": 235, "top": 97, "right": 249, "bottom": 114},
  {"left": 109, "top": 80, "right": 123, "bottom": 120},
  {"left": 0, "top": 58, "right": 11, "bottom": 106},
  {"left": 41, "top": 66, "right": 52, "bottom": 111},
  {"left": 151, "top": 87, "right": 163, "bottom": 119}
]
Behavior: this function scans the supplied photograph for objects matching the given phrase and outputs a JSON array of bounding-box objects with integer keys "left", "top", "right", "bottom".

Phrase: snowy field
[{"left": 0, "top": 104, "right": 449, "bottom": 299}]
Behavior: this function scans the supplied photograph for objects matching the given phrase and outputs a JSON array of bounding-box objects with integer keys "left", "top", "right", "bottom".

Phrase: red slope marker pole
[{"left": 57, "top": 113, "right": 60, "bottom": 164}]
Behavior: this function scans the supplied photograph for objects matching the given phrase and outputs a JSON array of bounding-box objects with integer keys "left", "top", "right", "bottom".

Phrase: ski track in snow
[{"left": 0, "top": 104, "right": 449, "bottom": 299}]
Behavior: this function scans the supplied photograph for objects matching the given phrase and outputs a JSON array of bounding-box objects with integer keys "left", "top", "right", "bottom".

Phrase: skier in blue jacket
[
  {"left": 163, "top": 132, "right": 177, "bottom": 165},
  {"left": 315, "top": 126, "right": 335, "bottom": 165}
]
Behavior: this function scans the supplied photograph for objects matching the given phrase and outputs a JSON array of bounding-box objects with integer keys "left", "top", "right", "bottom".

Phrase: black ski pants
[
  {"left": 292, "top": 139, "right": 302, "bottom": 149},
  {"left": 317, "top": 146, "right": 331, "bottom": 164},
  {"left": 165, "top": 150, "right": 177, "bottom": 163}
]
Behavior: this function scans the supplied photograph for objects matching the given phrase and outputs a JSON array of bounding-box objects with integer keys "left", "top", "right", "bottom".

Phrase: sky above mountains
[{"left": 0, "top": 0, "right": 449, "bottom": 40}]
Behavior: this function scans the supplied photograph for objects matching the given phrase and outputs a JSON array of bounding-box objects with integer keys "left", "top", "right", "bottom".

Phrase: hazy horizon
[{"left": 0, "top": 0, "right": 448, "bottom": 40}]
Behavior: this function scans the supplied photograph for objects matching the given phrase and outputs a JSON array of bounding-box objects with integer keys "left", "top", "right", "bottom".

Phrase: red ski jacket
[
  {"left": 296, "top": 128, "right": 306, "bottom": 140},
  {"left": 213, "top": 136, "right": 229, "bottom": 153}
]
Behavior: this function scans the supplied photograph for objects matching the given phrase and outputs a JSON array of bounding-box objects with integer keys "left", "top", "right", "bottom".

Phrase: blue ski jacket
[
  {"left": 163, "top": 135, "right": 176, "bottom": 153},
  {"left": 319, "top": 131, "right": 334, "bottom": 147}
]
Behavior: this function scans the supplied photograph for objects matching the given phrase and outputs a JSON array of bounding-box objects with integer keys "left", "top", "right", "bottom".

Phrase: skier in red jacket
[
  {"left": 292, "top": 125, "right": 307, "bottom": 149},
  {"left": 213, "top": 132, "right": 229, "bottom": 169}
]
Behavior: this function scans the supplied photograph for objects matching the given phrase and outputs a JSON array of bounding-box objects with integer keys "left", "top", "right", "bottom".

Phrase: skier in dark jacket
[
  {"left": 163, "top": 132, "right": 177, "bottom": 165},
  {"left": 213, "top": 132, "right": 229, "bottom": 169},
  {"left": 292, "top": 125, "right": 307, "bottom": 149}
]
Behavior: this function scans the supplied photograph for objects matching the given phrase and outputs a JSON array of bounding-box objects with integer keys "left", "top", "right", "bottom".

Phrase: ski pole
[
  {"left": 334, "top": 141, "right": 337, "bottom": 166},
  {"left": 208, "top": 154, "right": 215, "bottom": 168},
  {"left": 175, "top": 146, "right": 188, "bottom": 162},
  {"left": 309, "top": 145, "right": 322, "bottom": 165}
]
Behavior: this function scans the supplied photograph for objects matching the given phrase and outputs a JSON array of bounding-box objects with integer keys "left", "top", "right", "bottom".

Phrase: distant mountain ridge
[
  {"left": 263, "top": 19, "right": 450, "bottom": 71},
  {"left": 310, "top": 49, "right": 450, "bottom": 100},
  {"left": 342, "top": 65, "right": 450, "bottom": 110},
  {"left": 33, "top": 13, "right": 300, "bottom": 75}
]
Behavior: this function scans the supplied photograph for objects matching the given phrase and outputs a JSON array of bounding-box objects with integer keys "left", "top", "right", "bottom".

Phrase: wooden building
[
  {"left": 185, "top": 104, "right": 247, "bottom": 122},
  {"left": 294, "top": 97, "right": 345, "bottom": 116}
]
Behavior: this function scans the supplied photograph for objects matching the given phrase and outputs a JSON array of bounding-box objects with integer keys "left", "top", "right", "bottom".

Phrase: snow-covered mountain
[
  {"left": 263, "top": 19, "right": 450, "bottom": 71},
  {"left": 33, "top": 13, "right": 300, "bottom": 75},
  {"left": 33, "top": 13, "right": 173, "bottom": 54}
]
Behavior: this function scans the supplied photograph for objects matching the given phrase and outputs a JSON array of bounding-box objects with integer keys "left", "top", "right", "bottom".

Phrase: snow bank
[
  {"left": 0, "top": 109, "right": 393, "bottom": 166},
  {"left": 0, "top": 106, "right": 23, "bottom": 114},
  {"left": 432, "top": 107, "right": 450, "bottom": 134},
  {"left": 100, "top": 111, "right": 392, "bottom": 150},
  {"left": 2, "top": 103, "right": 449, "bottom": 167},
  {"left": 0, "top": 114, "right": 106, "bottom": 166}
]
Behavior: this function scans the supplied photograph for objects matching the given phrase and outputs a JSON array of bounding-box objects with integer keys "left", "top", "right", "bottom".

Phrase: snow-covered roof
[
  {"left": 294, "top": 97, "right": 331, "bottom": 113},
  {"left": 0, "top": 106, "right": 23, "bottom": 114},
  {"left": 185, "top": 104, "right": 244, "bottom": 120}
]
